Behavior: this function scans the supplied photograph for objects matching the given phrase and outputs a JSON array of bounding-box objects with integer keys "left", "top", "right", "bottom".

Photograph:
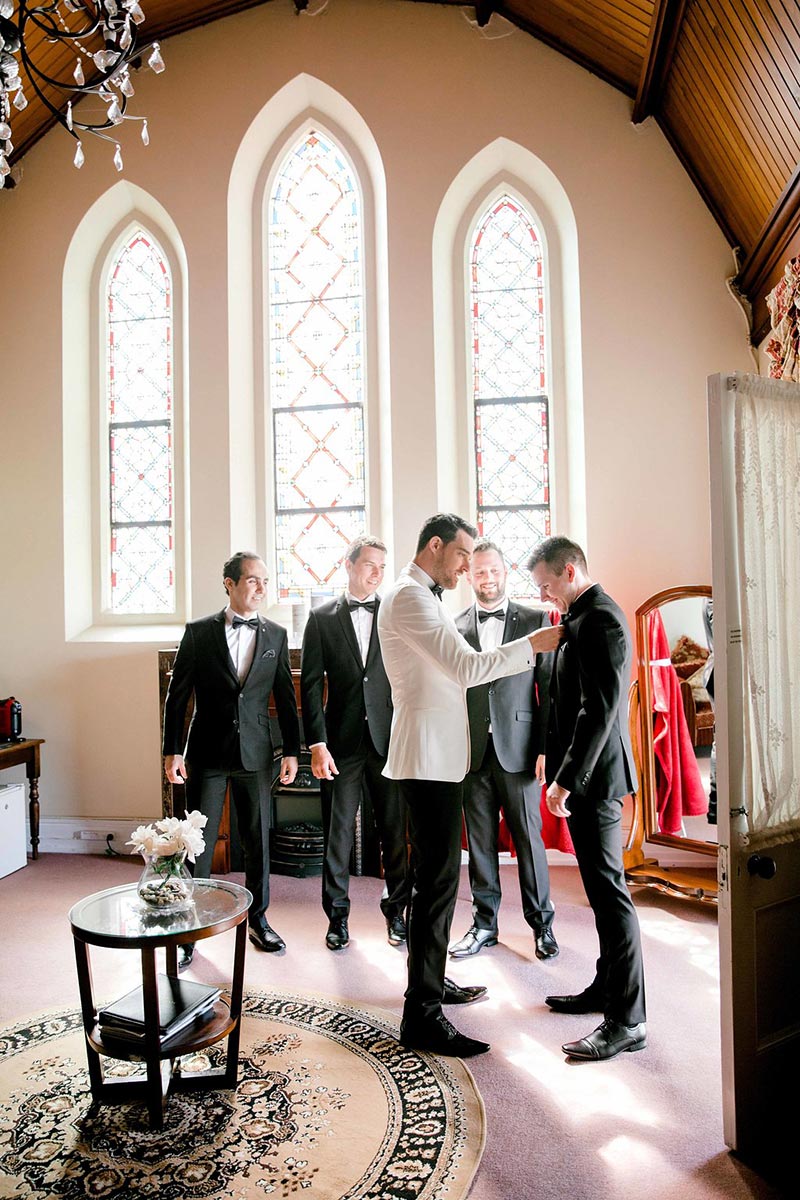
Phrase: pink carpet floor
[{"left": 0, "top": 854, "right": 786, "bottom": 1200}]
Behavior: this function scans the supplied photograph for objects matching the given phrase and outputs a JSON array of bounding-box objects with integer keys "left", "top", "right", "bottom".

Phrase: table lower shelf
[{"left": 87, "top": 998, "right": 235, "bottom": 1061}]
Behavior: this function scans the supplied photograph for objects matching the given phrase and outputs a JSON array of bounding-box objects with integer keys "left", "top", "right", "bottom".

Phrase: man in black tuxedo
[
  {"left": 529, "top": 536, "right": 646, "bottom": 1061},
  {"left": 301, "top": 535, "right": 409, "bottom": 951},
  {"left": 163, "top": 551, "right": 300, "bottom": 965},
  {"left": 450, "top": 540, "right": 559, "bottom": 963}
]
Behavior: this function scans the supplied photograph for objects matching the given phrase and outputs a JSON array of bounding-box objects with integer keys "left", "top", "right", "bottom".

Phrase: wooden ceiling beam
[
  {"left": 736, "top": 162, "right": 800, "bottom": 345},
  {"left": 633, "top": 0, "right": 687, "bottom": 123}
]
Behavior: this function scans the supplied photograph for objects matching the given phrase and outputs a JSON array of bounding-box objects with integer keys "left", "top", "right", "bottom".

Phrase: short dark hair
[
  {"left": 526, "top": 535, "right": 588, "bottom": 575},
  {"left": 223, "top": 551, "right": 264, "bottom": 588},
  {"left": 346, "top": 534, "right": 387, "bottom": 564},
  {"left": 416, "top": 513, "right": 478, "bottom": 554},
  {"left": 472, "top": 538, "right": 503, "bottom": 561}
]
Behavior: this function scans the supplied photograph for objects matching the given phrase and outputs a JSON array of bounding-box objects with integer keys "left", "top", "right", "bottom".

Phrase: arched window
[
  {"left": 267, "top": 128, "right": 367, "bottom": 598},
  {"left": 469, "top": 194, "right": 550, "bottom": 598},
  {"left": 104, "top": 228, "right": 175, "bottom": 614}
]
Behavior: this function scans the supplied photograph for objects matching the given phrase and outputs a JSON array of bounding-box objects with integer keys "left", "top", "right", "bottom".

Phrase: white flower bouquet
[{"left": 128, "top": 810, "right": 208, "bottom": 909}]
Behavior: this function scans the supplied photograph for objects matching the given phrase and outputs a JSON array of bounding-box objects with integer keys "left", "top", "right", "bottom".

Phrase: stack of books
[{"left": 98, "top": 974, "right": 222, "bottom": 1047}]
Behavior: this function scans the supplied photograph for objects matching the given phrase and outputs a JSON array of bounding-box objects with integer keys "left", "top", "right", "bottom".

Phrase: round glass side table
[{"left": 69, "top": 879, "right": 252, "bottom": 1129}]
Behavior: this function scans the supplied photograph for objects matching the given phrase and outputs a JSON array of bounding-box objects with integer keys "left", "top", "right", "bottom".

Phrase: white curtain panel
[{"left": 733, "top": 372, "right": 800, "bottom": 839}]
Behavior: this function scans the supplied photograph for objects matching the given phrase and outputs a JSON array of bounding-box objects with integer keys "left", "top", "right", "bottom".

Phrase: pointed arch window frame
[
  {"left": 94, "top": 219, "right": 187, "bottom": 627},
  {"left": 263, "top": 122, "right": 370, "bottom": 601},
  {"left": 467, "top": 190, "right": 553, "bottom": 599}
]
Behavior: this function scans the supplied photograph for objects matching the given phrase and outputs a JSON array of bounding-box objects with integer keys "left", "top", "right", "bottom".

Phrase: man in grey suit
[
  {"left": 163, "top": 551, "right": 300, "bottom": 966},
  {"left": 450, "top": 540, "right": 559, "bottom": 962}
]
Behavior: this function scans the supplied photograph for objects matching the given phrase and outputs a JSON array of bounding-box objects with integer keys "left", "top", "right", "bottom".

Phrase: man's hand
[
  {"left": 165, "top": 754, "right": 187, "bottom": 784},
  {"left": 310, "top": 744, "right": 338, "bottom": 782},
  {"left": 545, "top": 781, "right": 571, "bottom": 818},
  {"left": 280, "top": 756, "right": 299, "bottom": 785},
  {"left": 529, "top": 624, "right": 563, "bottom": 654},
  {"left": 535, "top": 753, "right": 546, "bottom": 785}
]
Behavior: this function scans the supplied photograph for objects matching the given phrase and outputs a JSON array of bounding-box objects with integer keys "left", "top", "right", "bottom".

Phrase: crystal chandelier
[{"left": 0, "top": 0, "right": 165, "bottom": 187}]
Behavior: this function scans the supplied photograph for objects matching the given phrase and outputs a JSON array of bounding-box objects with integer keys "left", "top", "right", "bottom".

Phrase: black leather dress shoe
[
  {"left": 386, "top": 914, "right": 407, "bottom": 946},
  {"left": 545, "top": 989, "right": 603, "bottom": 1015},
  {"left": 248, "top": 922, "right": 286, "bottom": 952},
  {"left": 535, "top": 929, "right": 560, "bottom": 960},
  {"left": 449, "top": 927, "right": 498, "bottom": 959},
  {"left": 442, "top": 977, "right": 488, "bottom": 1005},
  {"left": 562, "top": 1019, "right": 647, "bottom": 1060},
  {"left": 325, "top": 918, "right": 349, "bottom": 950},
  {"left": 399, "top": 1012, "right": 490, "bottom": 1058},
  {"left": 178, "top": 943, "right": 194, "bottom": 970}
]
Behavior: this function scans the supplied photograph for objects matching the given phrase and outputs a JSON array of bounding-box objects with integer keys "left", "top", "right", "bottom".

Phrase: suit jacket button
[{"left": 363, "top": 675, "right": 368, "bottom": 682}]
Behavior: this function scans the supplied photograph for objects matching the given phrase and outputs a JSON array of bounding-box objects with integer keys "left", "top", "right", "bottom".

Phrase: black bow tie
[
  {"left": 348, "top": 599, "right": 376, "bottom": 612},
  {"left": 478, "top": 608, "right": 505, "bottom": 623},
  {"left": 232, "top": 615, "right": 259, "bottom": 630},
  {"left": 430, "top": 584, "right": 443, "bottom": 600}
]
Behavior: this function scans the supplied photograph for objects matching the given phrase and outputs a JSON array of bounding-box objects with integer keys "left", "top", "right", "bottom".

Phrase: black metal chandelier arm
[{"left": 20, "top": 1, "right": 114, "bottom": 45}]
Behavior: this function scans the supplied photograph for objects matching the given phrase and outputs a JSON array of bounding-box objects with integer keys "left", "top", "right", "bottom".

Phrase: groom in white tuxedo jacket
[{"left": 378, "top": 513, "right": 562, "bottom": 1057}]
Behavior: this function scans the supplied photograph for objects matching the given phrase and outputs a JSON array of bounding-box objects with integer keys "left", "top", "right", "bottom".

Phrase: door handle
[{"left": 747, "top": 854, "right": 777, "bottom": 879}]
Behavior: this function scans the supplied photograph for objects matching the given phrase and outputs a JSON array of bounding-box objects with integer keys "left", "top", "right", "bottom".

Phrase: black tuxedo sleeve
[
  {"left": 162, "top": 625, "right": 195, "bottom": 756},
  {"left": 554, "top": 610, "right": 627, "bottom": 794},
  {"left": 272, "top": 630, "right": 301, "bottom": 758},
  {"left": 300, "top": 611, "right": 328, "bottom": 747},
  {"left": 533, "top": 639, "right": 553, "bottom": 758}
]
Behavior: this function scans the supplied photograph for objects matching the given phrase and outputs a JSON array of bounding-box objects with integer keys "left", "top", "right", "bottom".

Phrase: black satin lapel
[
  {"left": 214, "top": 611, "right": 240, "bottom": 684},
  {"left": 336, "top": 597, "right": 364, "bottom": 668},
  {"left": 463, "top": 609, "right": 481, "bottom": 652},
  {"left": 503, "top": 604, "right": 518, "bottom": 646},
  {"left": 365, "top": 599, "right": 381, "bottom": 667}
]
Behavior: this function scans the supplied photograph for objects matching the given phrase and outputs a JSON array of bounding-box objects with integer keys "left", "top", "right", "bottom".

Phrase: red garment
[{"left": 648, "top": 609, "right": 707, "bottom": 834}]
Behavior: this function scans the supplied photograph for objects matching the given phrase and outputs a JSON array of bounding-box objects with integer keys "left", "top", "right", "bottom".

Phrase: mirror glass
[{"left": 635, "top": 585, "right": 717, "bottom": 856}]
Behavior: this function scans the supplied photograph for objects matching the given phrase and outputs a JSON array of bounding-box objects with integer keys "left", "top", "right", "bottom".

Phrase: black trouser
[
  {"left": 399, "top": 778, "right": 464, "bottom": 1023},
  {"left": 567, "top": 793, "right": 646, "bottom": 1026},
  {"left": 320, "top": 730, "right": 409, "bottom": 922},
  {"left": 463, "top": 738, "right": 555, "bottom": 935},
  {"left": 186, "top": 763, "right": 272, "bottom": 925}
]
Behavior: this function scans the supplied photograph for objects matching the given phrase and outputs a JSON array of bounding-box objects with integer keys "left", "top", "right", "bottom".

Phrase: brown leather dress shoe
[
  {"left": 562, "top": 1019, "right": 647, "bottom": 1060},
  {"left": 399, "top": 1012, "right": 490, "bottom": 1058}
]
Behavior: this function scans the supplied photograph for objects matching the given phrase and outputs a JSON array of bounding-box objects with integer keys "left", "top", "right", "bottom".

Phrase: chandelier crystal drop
[{"left": 0, "top": 1, "right": 164, "bottom": 189}]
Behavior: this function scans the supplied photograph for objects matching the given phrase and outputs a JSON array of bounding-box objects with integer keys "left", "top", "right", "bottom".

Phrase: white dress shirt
[
  {"left": 225, "top": 606, "right": 258, "bottom": 683},
  {"left": 346, "top": 590, "right": 376, "bottom": 663},
  {"left": 476, "top": 602, "right": 507, "bottom": 652}
]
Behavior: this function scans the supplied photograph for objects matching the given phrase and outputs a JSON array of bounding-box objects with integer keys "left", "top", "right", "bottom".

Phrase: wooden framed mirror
[{"left": 624, "top": 585, "right": 718, "bottom": 901}]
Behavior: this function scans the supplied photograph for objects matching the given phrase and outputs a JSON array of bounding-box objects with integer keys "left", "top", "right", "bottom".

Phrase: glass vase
[{"left": 136, "top": 849, "right": 194, "bottom": 913}]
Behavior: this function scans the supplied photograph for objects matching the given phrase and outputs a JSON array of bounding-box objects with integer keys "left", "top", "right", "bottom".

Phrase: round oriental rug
[{"left": 0, "top": 989, "right": 485, "bottom": 1200}]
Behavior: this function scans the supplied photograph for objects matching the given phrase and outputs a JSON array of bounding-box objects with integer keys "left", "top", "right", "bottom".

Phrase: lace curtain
[{"left": 733, "top": 372, "right": 800, "bottom": 840}]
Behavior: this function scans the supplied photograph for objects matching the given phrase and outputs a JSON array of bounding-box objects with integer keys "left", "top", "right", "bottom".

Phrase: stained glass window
[
  {"left": 105, "top": 229, "right": 175, "bottom": 614},
  {"left": 470, "top": 195, "right": 550, "bottom": 598},
  {"left": 268, "top": 129, "right": 366, "bottom": 597}
]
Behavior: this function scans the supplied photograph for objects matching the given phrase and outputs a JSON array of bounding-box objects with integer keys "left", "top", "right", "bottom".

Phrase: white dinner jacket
[{"left": 377, "top": 562, "right": 534, "bottom": 782}]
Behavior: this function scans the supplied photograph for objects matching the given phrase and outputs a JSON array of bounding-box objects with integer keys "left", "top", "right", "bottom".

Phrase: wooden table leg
[
  {"left": 26, "top": 768, "right": 40, "bottom": 860},
  {"left": 141, "top": 946, "right": 169, "bottom": 1129},
  {"left": 223, "top": 919, "right": 248, "bottom": 1087},
  {"left": 73, "top": 937, "right": 104, "bottom": 1101}
]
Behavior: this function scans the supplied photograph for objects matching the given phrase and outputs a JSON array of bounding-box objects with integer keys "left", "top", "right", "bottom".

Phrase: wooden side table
[
  {"left": 0, "top": 738, "right": 44, "bottom": 859},
  {"left": 69, "top": 879, "right": 252, "bottom": 1129}
]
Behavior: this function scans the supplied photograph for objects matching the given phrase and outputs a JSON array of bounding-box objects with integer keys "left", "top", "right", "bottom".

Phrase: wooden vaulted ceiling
[{"left": 6, "top": 0, "right": 800, "bottom": 341}]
